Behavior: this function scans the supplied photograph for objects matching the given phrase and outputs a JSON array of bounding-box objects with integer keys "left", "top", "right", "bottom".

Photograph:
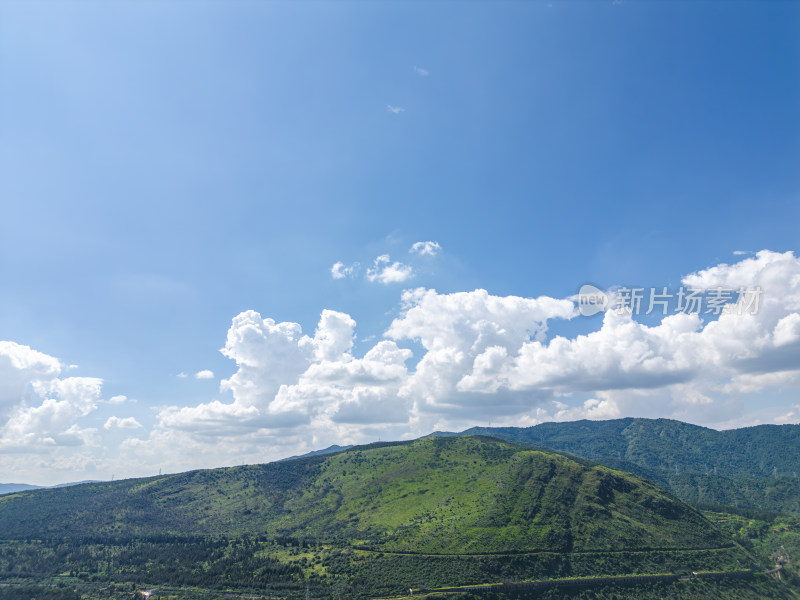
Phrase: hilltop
[
  {"left": 0, "top": 436, "right": 726, "bottom": 553},
  {"left": 438, "top": 418, "right": 800, "bottom": 513}
]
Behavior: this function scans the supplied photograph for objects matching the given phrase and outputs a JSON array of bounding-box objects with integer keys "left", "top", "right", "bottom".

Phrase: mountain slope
[
  {"left": 0, "top": 436, "right": 727, "bottom": 554},
  {"left": 440, "top": 418, "right": 800, "bottom": 512}
]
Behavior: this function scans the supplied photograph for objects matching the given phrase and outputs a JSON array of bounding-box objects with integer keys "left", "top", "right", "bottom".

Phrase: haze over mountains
[
  {"left": 5, "top": 417, "right": 798, "bottom": 513},
  {"left": 0, "top": 481, "right": 98, "bottom": 495}
]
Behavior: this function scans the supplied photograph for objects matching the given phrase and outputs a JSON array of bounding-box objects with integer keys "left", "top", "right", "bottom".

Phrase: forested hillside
[
  {"left": 443, "top": 419, "right": 800, "bottom": 512},
  {"left": 0, "top": 435, "right": 779, "bottom": 599}
]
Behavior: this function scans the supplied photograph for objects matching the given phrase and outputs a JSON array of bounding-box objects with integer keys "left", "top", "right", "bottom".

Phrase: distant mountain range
[
  {"left": 0, "top": 436, "right": 732, "bottom": 554},
  {"left": 6, "top": 417, "right": 800, "bottom": 514},
  {"left": 277, "top": 444, "right": 353, "bottom": 462},
  {"left": 0, "top": 480, "right": 98, "bottom": 495},
  {"left": 0, "top": 483, "right": 40, "bottom": 494},
  {"left": 276, "top": 418, "right": 800, "bottom": 513}
]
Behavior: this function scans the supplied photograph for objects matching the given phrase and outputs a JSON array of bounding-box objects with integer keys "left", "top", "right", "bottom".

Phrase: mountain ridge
[
  {"left": 0, "top": 435, "right": 729, "bottom": 555},
  {"left": 430, "top": 418, "right": 800, "bottom": 513}
]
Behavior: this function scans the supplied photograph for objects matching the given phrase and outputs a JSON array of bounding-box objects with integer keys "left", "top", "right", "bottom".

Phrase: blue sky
[{"left": 1, "top": 1, "right": 799, "bottom": 484}]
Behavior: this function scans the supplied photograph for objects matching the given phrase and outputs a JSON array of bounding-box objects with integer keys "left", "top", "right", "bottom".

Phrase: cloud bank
[
  {"left": 3, "top": 250, "right": 800, "bottom": 481},
  {"left": 165, "top": 250, "right": 800, "bottom": 440}
]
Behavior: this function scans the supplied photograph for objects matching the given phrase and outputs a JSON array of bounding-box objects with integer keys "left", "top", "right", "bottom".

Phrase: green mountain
[
  {"left": 0, "top": 436, "right": 726, "bottom": 553},
  {"left": 1, "top": 435, "right": 790, "bottom": 599},
  {"left": 440, "top": 418, "right": 800, "bottom": 513}
]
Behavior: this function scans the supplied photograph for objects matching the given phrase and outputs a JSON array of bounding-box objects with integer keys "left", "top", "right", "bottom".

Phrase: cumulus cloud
[
  {"left": 387, "top": 105, "right": 405, "bottom": 114},
  {"left": 106, "top": 250, "right": 800, "bottom": 477},
  {"left": 152, "top": 287, "right": 576, "bottom": 449},
  {"left": 410, "top": 241, "right": 441, "bottom": 256},
  {"left": 159, "top": 309, "right": 362, "bottom": 435},
  {"left": 218, "top": 310, "right": 314, "bottom": 410},
  {"left": 271, "top": 340, "right": 413, "bottom": 427},
  {"left": 462, "top": 252, "right": 800, "bottom": 408},
  {"left": 107, "top": 395, "right": 129, "bottom": 405},
  {"left": 0, "top": 341, "right": 61, "bottom": 418},
  {"left": 312, "top": 310, "right": 356, "bottom": 362},
  {"left": 331, "top": 261, "right": 359, "bottom": 280},
  {"left": 155, "top": 308, "right": 413, "bottom": 444},
  {"left": 387, "top": 288, "right": 576, "bottom": 418},
  {"left": 435, "top": 251, "right": 795, "bottom": 402},
  {"left": 104, "top": 416, "right": 142, "bottom": 430},
  {"left": 366, "top": 254, "right": 414, "bottom": 284},
  {"left": 195, "top": 369, "right": 215, "bottom": 380},
  {"left": 0, "top": 342, "right": 104, "bottom": 451}
]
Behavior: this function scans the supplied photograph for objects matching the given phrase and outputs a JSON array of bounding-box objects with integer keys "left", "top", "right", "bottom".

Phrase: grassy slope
[
  {"left": 0, "top": 436, "right": 727, "bottom": 554},
  {"left": 448, "top": 418, "right": 800, "bottom": 512}
]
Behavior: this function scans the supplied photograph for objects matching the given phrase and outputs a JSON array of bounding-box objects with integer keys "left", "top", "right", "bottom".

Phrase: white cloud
[
  {"left": 195, "top": 369, "right": 215, "bottom": 380},
  {"left": 418, "top": 251, "right": 794, "bottom": 403},
  {"left": 0, "top": 341, "right": 61, "bottom": 417},
  {"left": 156, "top": 310, "right": 318, "bottom": 436},
  {"left": 0, "top": 341, "right": 112, "bottom": 485},
  {"left": 0, "top": 342, "right": 105, "bottom": 451},
  {"left": 107, "top": 395, "right": 128, "bottom": 405},
  {"left": 331, "top": 261, "right": 359, "bottom": 280},
  {"left": 547, "top": 396, "right": 623, "bottom": 422},
  {"left": 410, "top": 241, "right": 441, "bottom": 256},
  {"left": 776, "top": 404, "right": 800, "bottom": 424},
  {"left": 271, "top": 340, "right": 413, "bottom": 427},
  {"left": 219, "top": 310, "right": 314, "bottom": 409},
  {"left": 720, "top": 369, "right": 800, "bottom": 395},
  {"left": 387, "top": 105, "right": 405, "bottom": 114},
  {"left": 155, "top": 309, "right": 413, "bottom": 443},
  {"left": 104, "top": 416, "right": 142, "bottom": 430},
  {"left": 312, "top": 310, "right": 356, "bottom": 362},
  {"left": 366, "top": 254, "right": 414, "bottom": 284},
  {"left": 159, "top": 400, "right": 263, "bottom": 434},
  {"left": 387, "top": 288, "right": 576, "bottom": 419},
  {"left": 774, "top": 313, "right": 800, "bottom": 347},
  {"left": 152, "top": 252, "right": 800, "bottom": 459},
  {"left": 13, "top": 249, "right": 799, "bottom": 482},
  {"left": 0, "top": 371, "right": 103, "bottom": 450},
  {"left": 413, "top": 66, "right": 429, "bottom": 76}
]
